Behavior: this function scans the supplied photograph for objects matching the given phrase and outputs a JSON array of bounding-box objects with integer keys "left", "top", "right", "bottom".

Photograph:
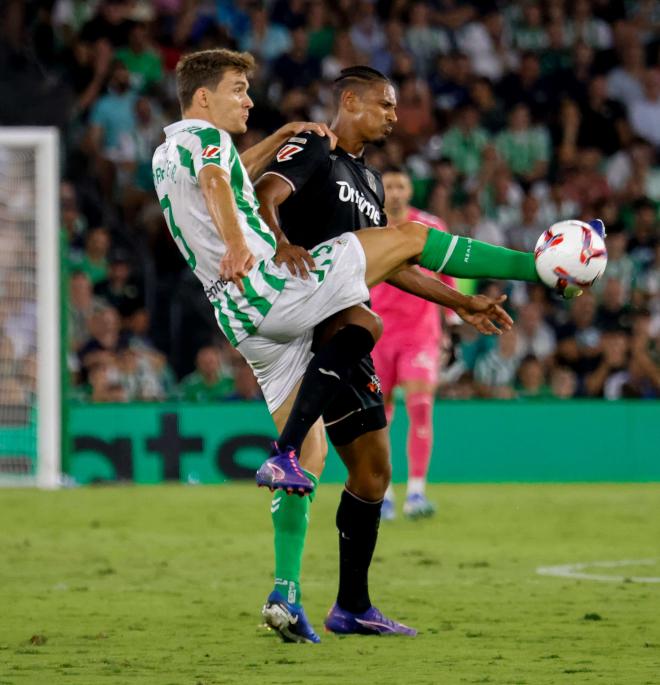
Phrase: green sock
[
  {"left": 419, "top": 229, "right": 540, "bottom": 282},
  {"left": 272, "top": 469, "right": 319, "bottom": 606}
]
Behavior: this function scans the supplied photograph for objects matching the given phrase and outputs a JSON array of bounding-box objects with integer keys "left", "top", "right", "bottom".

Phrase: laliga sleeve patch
[
  {"left": 201, "top": 145, "right": 221, "bottom": 161},
  {"left": 276, "top": 144, "right": 304, "bottom": 162}
]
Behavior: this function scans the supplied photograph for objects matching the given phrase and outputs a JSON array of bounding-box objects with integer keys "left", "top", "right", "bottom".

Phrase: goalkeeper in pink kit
[{"left": 370, "top": 168, "right": 456, "bottom": 519}]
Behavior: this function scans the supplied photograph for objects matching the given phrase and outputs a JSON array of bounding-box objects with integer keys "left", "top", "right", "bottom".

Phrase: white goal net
[{"left": 0, "top": 129, "right": 60, "bottom": 488}]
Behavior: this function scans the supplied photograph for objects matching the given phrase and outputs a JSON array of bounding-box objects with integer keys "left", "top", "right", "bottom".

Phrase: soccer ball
[{"left": 534, "top": 220, "right": 608, "bottom": 292}]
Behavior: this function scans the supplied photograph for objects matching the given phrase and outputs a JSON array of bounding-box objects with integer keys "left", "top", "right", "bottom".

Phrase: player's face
[
  {"left": 204, "top": 69, "right": 254, "bottom": 134},
  {"left": 354, "top": 83, "right": 398, "bottom": 144},
  {"left": 382, "top": 171, "right": 412, "bottom": 215}
]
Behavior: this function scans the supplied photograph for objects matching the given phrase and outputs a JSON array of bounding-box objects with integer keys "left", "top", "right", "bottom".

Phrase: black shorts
[{"left": 322, "top": 353, "right": 387, "bottom": 447}]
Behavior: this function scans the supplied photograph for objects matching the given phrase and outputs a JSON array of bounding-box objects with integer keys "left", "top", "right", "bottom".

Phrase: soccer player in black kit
[{"left": 255, "top": 66, "right": 512, "bottom": 640}]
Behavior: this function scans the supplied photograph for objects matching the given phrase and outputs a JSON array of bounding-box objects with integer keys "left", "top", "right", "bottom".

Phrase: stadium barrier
[{"left": 54, "top": 400, "right": 659, "bottom": 484}]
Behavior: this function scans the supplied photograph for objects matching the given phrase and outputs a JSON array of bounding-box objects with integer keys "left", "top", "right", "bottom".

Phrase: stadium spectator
[
  {"left": 577, "top": 75, "right": 629, "bottom": 156},
  {"left": 515, "top": 302, "right": 557, "bottom": 362},
  {"left": 70, "top": 226, "right": 111, "bottom": 285},
  {"left": 585, "top": 328, "right": 631, "bottom": 397},
  {"left": 474, "top": 328, "right": 520, "bottom": 398},
  {"left": 77, "top": 305, "right": 130, "bottom": 380},
  {"left": 511, "top": 2, "right": 547, "bottom": 53},
  {"left": 440, "top": 102, "right": 490, "bottom": 179},
  {"left": 594, "top": 225, "right": 637, "bottom": 300},
  {"left": 93, "top": 249, "right": 145, "bottom": 322},
  {"left": 495, "top": 102, "right": 551, "bottom": 184},
  {"left": 272, "top": 27, "right": 321, "bottom": 91},
  {"left": 239, "top": 5, "right": 291, "bottom": 63},
  {"left": 469, "top": 76, "right": 507, "bottom": 133},
  {"left": 429, "top": 51, "right": 472, "bottom": 114},
  {"left": 178, "top": 345, "right": 235, "bottom": 402},
  {"left": 306, "top": 1, "right": 335, "bottom": 60},
  {"left": 627, "top": 198, "right": 659, "bottom": 272},
  {"left": 225, "top": 361, "right": 263, "bottom": 402},
  {"left": 628, "top": 68, "right": 660, "bottom": 148},
  {"left": 507, "top": 193, "right": 545, "bottom": 252},
  {"left": 85, "top": 60, "right": 138, "bottom": 197},
  {"left": 405, "top": 2, "right": 450, "bottom": 75},
  {"left": 349, "top": 0, "right": 386, "bottom": 61},
  {"left": 497, "top": 51, "right": 551, "bottom": 121},
  {"left": 69, "top": 270, "right": 105, "bottom": 351},
  {"left": 515, "top": 354, "right": 550, "bottom": 399},
  {"left": 116, "top": 21, "right": 164, "bottom": 93},
  {"left": 554, "top": 292, "right": 602, "bottom": 391},
  {"left": 549, "top": 366, "right": 578, "bottom": 399},
  {"left": 607, "top": 41, "right": 646, "bottom": 108}
]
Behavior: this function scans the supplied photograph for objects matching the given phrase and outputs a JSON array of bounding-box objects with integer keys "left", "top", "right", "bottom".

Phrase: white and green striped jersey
[{"left": 152, "top": 118, "right": 285, "bottom": 346}]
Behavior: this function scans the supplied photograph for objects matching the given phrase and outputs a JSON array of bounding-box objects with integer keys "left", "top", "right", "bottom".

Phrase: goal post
[{"left": 0, "top": 128, "right": 61, "bottom": 488}]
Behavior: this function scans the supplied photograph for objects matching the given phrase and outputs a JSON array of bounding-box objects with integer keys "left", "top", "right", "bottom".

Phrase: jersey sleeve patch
[
  {"left": 276, "top": 144, "right": 304, "bottom": 162},
  {"left": 201, "top": 144, "right": 222, "bottom": 161}
]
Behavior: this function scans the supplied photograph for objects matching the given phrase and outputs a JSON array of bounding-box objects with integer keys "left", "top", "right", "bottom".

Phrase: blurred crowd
[{"left": 0, "top": 0, "right": 658, "bottom": 404}]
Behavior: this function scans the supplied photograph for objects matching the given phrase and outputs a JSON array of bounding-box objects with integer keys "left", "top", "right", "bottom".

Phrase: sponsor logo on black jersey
[
  {"left": 277, "top": 144, "right": 304, "bottom": 162},
  {"left": 336, "top": 181, "right": 381, "bottom": 223}
]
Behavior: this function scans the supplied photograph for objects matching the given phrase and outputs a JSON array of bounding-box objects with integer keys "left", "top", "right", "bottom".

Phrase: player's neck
[
  {"left": 182, "top": 109, "right": 220, "bottom": 129},
  {"left": 331, "top": 122, "right": 365, "bottom": 157},
  {"left": 385, "top": 206, "right": 409, "bottom": 223}
]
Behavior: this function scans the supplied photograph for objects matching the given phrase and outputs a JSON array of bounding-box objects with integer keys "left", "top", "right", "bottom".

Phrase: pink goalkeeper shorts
[{"left": 371, "top": 338, "right": 440, "bottom": 397}]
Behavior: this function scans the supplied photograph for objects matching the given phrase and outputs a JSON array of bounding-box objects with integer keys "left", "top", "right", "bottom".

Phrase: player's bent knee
[{"left": 394, "top": 220, "right": 428, "bottom": 252}]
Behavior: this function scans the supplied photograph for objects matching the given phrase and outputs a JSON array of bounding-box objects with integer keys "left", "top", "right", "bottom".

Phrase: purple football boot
[
  {"left": 324, "top": 604, "right": 417, "bottom": 636},
  {"left": 255, "top": 443, "right": 315, "bottom": 496},
  {"left": 262, "top": 591, "right": 320, "bottom": 643}
]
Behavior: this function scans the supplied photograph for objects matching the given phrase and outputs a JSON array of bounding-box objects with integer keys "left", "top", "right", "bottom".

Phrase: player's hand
[
  {"left": 283, "top": 122, "right": 338, "bottom": 150},
  {"left": 220, "top": 243, "right": 256, "bottom": 293},
  {"left": 455, "top": 294, "right": 513, "bottom": 336},
  {"left": 274, "top": 243, "right": 315, "bottom": 279}
]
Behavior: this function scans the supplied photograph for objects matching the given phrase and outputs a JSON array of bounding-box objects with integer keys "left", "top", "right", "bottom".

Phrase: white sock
[
  {"left": 384, "top": 484, "right": 395, "bottom": 501},
  {"left": 407, "top": 477, "right": 426, "bottom": 496}
]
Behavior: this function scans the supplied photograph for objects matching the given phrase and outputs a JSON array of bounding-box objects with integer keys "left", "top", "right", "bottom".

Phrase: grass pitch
[{"left": 1, "top": 483, "right": 659, "bottom": 685}]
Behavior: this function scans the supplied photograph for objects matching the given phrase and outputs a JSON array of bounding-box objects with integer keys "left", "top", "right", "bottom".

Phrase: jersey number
[
  {"left": 160, "top": 194, "right": 197, "bottom": 269},
  {"left": 310, "top": 243, "right": 333, "bottom": 282}
]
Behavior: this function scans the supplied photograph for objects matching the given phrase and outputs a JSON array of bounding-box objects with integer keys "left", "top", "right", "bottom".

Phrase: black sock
[
  {"left": 336, "top": 488, "right": 382, "bottom": 614},
  {"left": 278, "top": 324, "right": 375, "bottom": 452}
]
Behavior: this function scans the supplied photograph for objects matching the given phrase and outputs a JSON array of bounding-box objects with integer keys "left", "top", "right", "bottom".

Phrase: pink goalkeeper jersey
[{"left": 370, "top": 208, "right": 455, "bottom": 345}]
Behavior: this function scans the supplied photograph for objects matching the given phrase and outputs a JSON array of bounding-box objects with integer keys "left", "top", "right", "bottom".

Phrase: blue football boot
[
  {"left": 324, "top": 604, "right": 417, "bottom": 636},
  {"left": 256, "top": 443, "right": 315, "bottom": 496},
  {"left": 262, "top": 591, "right": 320, "bottom": 643},
  {"left": 403, "top": 493, "right": 436, "bottom": 519},
  {"left": 381, "top": 496, "right": 396, "bottom": 521}
]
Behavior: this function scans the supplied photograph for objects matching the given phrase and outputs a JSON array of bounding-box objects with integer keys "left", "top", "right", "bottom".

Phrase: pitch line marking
[{"left": 536, "top": 559, "right": 660, "bottom": 583}]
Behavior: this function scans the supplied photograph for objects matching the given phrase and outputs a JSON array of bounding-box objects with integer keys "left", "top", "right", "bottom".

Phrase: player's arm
[
  {"left": 386, "top": 267, "right": 513, "bottom": 336},
  {"left": 241, "top": 122, "right": 336, "bottom": 180},
  {"left": 198, "top": 165, "right": 254, "bottom": 291},
  {"left": 254, "top": 133, "right": 330, "bottom": 277},
  {"left": 254, "top": 173, "right": 315, "bottom": 278}
]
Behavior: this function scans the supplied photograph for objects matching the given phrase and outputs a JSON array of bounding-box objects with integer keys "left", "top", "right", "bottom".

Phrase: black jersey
[{"left": 263, "top": 131, "right": 387, "bottom": 249}]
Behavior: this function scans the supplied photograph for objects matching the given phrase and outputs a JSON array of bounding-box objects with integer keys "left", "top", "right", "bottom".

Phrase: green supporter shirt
[
  {"left": 69, "top": 254, "right": 108, "bottom": 285},
  {"left": 116, "top": 47, "right": 163, "bottom": 92},
  {"left": 441, "top": 126, "right": 490, "bottom": 178},
  {"left": 495, "top": 127, "right": 550, "bottom": 177},
  {"left": 178, "top": 372, "right": 235, "bottom": 402}
]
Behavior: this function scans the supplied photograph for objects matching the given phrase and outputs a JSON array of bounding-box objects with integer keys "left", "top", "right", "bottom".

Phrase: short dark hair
[
  {"left": 333, "top": 65, "right": 391, "bottom": 103},
  {"left": 382, "top": 164, "right": 408, "bottom": 176},
  {"left": 176, "top": 49, "right": 255, "bottom": 111}
]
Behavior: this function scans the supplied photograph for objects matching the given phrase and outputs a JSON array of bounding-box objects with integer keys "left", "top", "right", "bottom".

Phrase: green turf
[{"left": 1, "top": 483, "right": 659, "bottom": 684}]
